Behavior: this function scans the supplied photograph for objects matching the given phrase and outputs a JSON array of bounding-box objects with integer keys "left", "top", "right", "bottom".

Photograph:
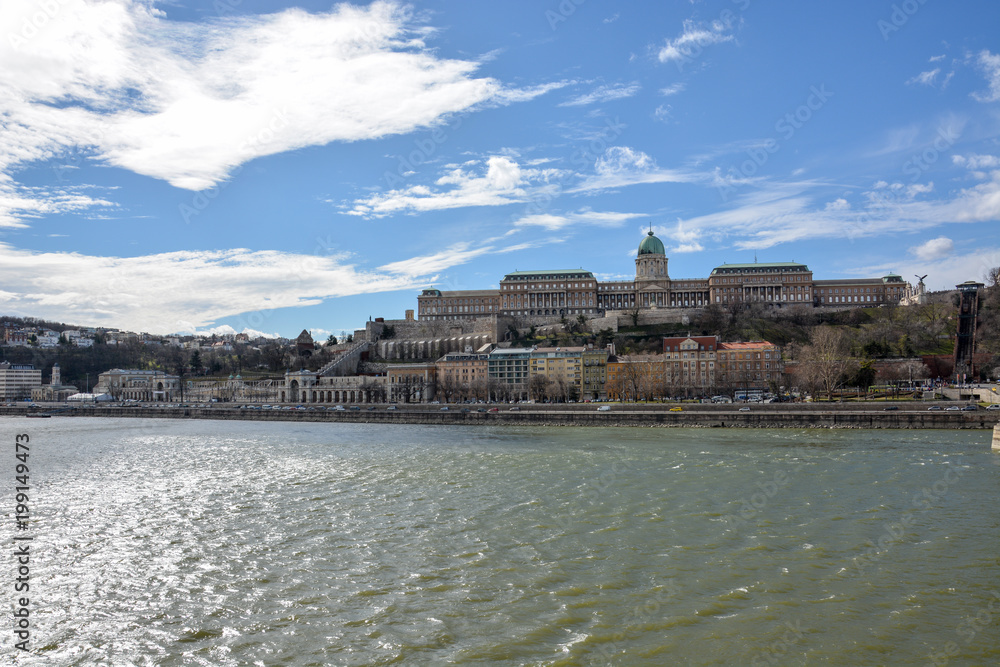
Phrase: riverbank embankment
[{"left": 6, "top": 403, "right": 999, "bottom": 429}]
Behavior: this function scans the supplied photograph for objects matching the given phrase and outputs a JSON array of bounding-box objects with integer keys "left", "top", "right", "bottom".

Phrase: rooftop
[{"left": 503, "top": 269, "right": 595, "bottom": 280}]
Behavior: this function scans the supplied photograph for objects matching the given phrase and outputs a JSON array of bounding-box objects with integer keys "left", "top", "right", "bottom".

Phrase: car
[
  {"left": 461, "top": 408, "right": 471, "bottom": 413},
  {"left": 986, "top": 405, "right": 1000, "bottom": 411},
  {"left": 883, "top": 406, "right": 899, "bottom": 411},
  {"left": 945, "top": 406, "right": 961, "bottom": 411},
  {"left": 333, "top": 405, "right": 346, "bottom": 411},
  {"left": 669, "top": 407, "right": 683, "bottom": 412},
  {"left": 961, "top": 405, "right": 978, "bottom": 411},
  {"left": 367, "top": 406, "right": 376, "bottom": 411},
  {"left": 386, "top": 405, "right": 398, "bottom": 411},
  {"left": 509, "top": 406, "right": 520, "bottom": 411},
  {"left": 477, "top": 408, "right": 487, "bottom": 413},
  {"left": 349, "top": 406, "right": 361, "bottom": 411},
  {"left": 597, "top": 405, "right": 611, "bottom": 411},
  {"left": 488, "top": 407, "right": 499, "bottom": 412},
  {"left": 738, "top": 407, "right": 751, "bottom": 412},
  {"left": 927, "top": 406, "right": 942, "bottom": 411},
  {"left": 440, "top": 406, "right": 450, "bottom": 411}
]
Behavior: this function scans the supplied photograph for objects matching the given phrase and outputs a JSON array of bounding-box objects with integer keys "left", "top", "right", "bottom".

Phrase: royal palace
[{"left": 417, "top": 230, "right": 914, "bottom": 321}]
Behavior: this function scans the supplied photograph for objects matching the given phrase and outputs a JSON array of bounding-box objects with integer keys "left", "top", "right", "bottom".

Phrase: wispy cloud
[
  {"left": 347, "top": 156, "right": 564, "bottom": 217},
  {"left": 660, "top": 83, "right": 686, "bottom": 96},
  {"left": 657, "top": 19, "right": 735, "bottom": 64},
  {"left": 972, "top": 49, "right": 1000, "bottom": 102},
  {"left": 570, "top": 146, "right": 702, "bottom": 193},
  {"left": 512, "top": 208, "right": 646, "bottom": 231},
  {"left": 907, "top": 68, "right": 940, "bottom": 86},
  {"left": 0, "top": 0, "right": 551, "bottom": 225},
  {"left": 560, "top": 82, "right": 641, "bottom": 107},
  {"left": 0, "top": 243, "right": 434, "bottom": 334}
]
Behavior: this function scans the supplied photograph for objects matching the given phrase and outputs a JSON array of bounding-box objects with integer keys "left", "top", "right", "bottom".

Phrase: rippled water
[{"left": 3, "top": 418, "right": 999, "bottom": 666}]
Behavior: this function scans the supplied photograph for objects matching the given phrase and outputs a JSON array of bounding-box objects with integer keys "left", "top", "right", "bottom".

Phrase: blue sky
[{"left": 2, "top": 0, "right": 999, "bottom": 338}]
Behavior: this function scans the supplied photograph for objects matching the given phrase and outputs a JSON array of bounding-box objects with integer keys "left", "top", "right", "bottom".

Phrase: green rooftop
[
  {"left": 503, "top": 269, "right": 595, "bottom": 279},
  {"left": 711, "top": 262, "right": 809, "bottom": 274}
]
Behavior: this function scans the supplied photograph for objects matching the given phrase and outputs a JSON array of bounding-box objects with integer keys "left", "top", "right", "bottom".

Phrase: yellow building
[{"left": 528, "top": 347, "right": 584, "bottom": 401}]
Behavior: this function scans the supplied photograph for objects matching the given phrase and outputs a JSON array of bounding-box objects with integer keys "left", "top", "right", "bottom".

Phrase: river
[{"left": 3, "top": 418, "right": 998, "bottom": 665}]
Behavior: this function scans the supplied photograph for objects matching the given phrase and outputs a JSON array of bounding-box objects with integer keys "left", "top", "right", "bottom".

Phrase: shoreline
[{"left": 5, "top": 404, "right": 998, "bottom": 429}]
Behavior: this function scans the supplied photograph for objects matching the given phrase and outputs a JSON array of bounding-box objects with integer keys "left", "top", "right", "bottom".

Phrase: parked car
[
  {"left": 927, "top": 406, "right": 942, "bottom": 411},
  {"left": 440, "top": 406, "right": 449, "bottom": 411},
  {"left": 883, "top": 406, "right": 899, "bottom": 411},
  {"left": 669, "top": 407, "right": 683, "bottom": 412},
  {"left": 945, "top": 406, "right": 961, "bottom": 411},
  {"left": 738, "top": 407, "right": 751, "bottom": 412},
  {"left": 509, "top": 406, "right": 520, "bottom": 411},
  {"left": 986, "top": 404, "right": 1000, "bottom": 411},
  {"left": 597, "top": 405, "right": 611, "bottom": 411},
  {"left": 386, "top": 405, "right": 398, "bottom": 411},
  {"left": 488, "top": 407, "right": 499, "bottom": 412},
  {"left": 477, "top": 408, "right": 487, "bottom": 413},
  {"left": 961, "top": 405, "right": 978, "bottom": 411}
]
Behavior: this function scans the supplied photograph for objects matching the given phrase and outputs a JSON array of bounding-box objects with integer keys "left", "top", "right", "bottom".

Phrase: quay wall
[{"left": 6, "top": 405, "right": 998, "bottom": 429}]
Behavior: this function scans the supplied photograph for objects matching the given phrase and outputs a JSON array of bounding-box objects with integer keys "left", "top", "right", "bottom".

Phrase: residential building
[
  {"left": 487, "top": 347, "right": 533, "bottom": 401},
  {"left": 662, "top": 336, "right": 720, "bottom": 394},
  {"left": 605, "top": 356, "right": 665, "bottom": 402},
  {"left": 435, "top": 352, "right": 491, "bottom": 401},
  {"left": 528, "top": 346, "right": 584, "bottom": 400},
  {"left": 0, "top": 362, "right": 42, "bottom": 401},
  {"left": 717, "top": 341, "right": 783, "bottom": 392},
  {"left": 582, "top": 346, "right": 610, "bottom": 400}
]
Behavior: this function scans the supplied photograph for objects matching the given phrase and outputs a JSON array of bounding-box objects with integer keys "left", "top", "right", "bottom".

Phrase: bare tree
[{"left": 795, "top": 327, "right": 857, "bottom": 400}]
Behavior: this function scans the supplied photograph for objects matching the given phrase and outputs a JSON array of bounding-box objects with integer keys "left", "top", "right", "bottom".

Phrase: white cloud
[
  {"left": 825, "top": 198, "right": 850, "bottom": 211},
  {"left": 660, "top": 83, "right": 686, "bottom": 96},
  {"left": 953, "top": 153, "right": 1000, "bottom": 170},
  {"left": 348, "top": 156, "right": 563, "bottom": 217},
  {"left": 560, "top": 82, "right": 641, "bottom": 107},
  {"left": 906, "top": 68, "right": 940, "bottom": 86},
  {"left": 654, "top": 105, "right": 673, "bottom": 122},
  {"left": 376, "top": 242, "right": 493, "bottom": 277},
  {"left": 972, "top": 49, "right": 1000, "bottom": 102},
  {"left": 657, "top": 19, "right": 735, "bottom": 64},
  {"left": 0, "top": 0, "right": 552, "bottom": 224},
  {"left": 0, "top": 243, "right": 434, "bottom": 334},
  {"left": 910, "top": 236, "right": 954, "bottom": 261},
  {"left": 570, "top": 146, "right": 701, "bottom": 193},
  {"left": 512, "top": 208, "right": 645, "bottom": 231}
]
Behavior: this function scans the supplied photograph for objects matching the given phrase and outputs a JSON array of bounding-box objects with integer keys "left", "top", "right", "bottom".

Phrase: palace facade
[{"left": 417, "top": 231, "right": 913, "bottom": 320}]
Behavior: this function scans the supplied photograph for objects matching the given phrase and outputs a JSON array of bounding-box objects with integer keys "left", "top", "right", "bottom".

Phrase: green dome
[{"left": 638, "top": 230, "right": 665, "bottom": 256}]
